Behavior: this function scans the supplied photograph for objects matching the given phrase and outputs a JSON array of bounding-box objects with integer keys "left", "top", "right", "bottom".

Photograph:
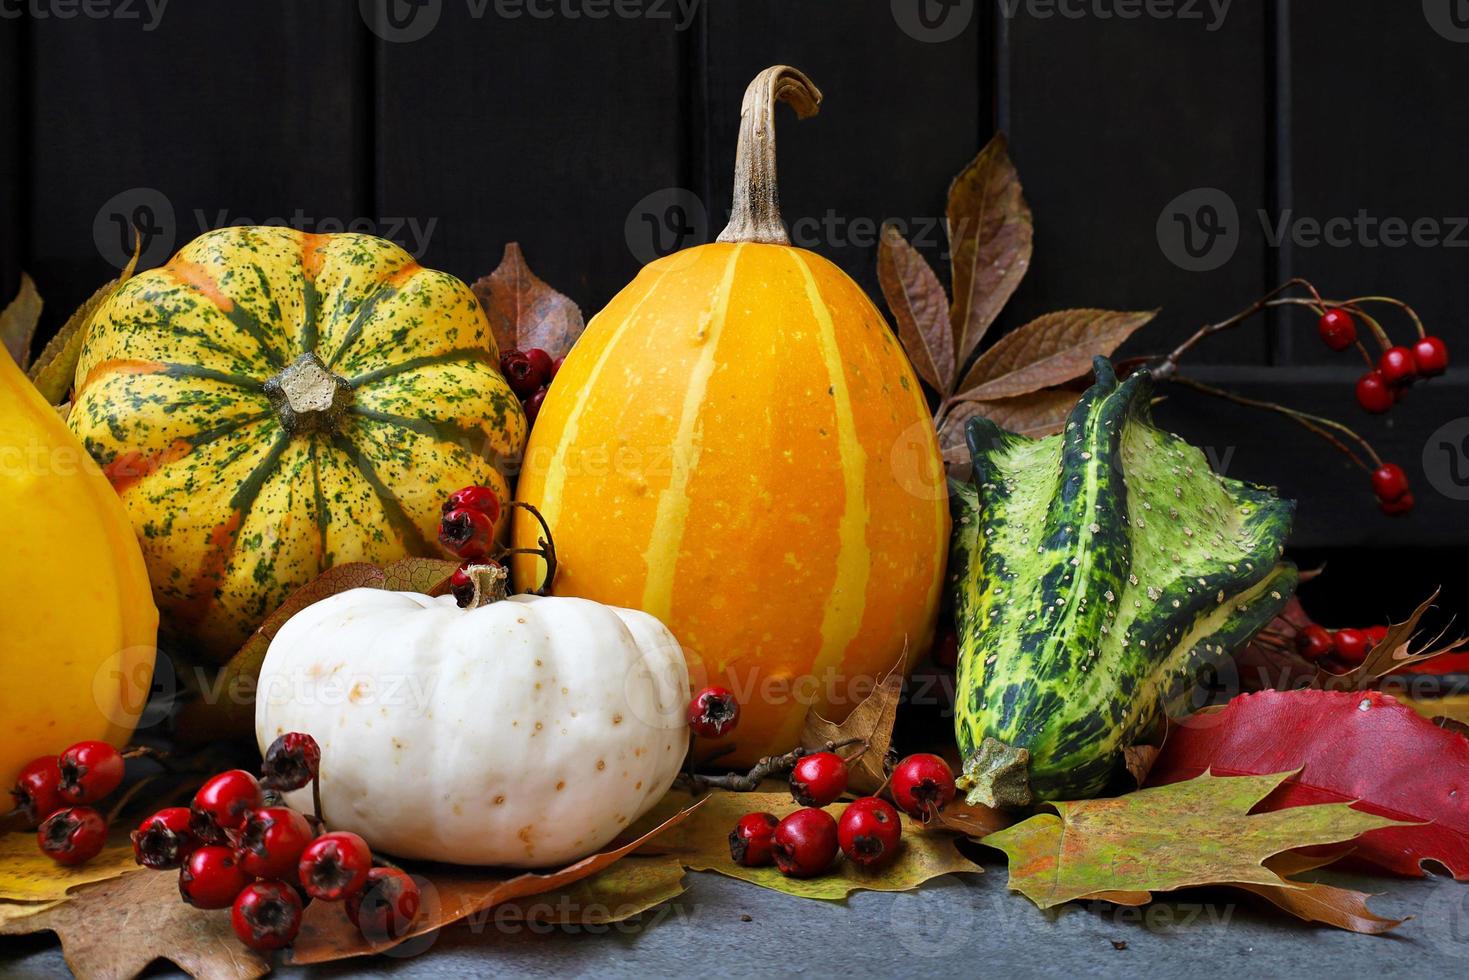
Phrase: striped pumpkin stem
[{"left": 716, "top": 64, "right": 824, "bottom": 246}]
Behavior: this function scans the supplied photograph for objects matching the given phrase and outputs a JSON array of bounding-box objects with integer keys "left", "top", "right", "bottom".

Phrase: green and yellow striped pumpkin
[{"left": 68, "top": 226, "right": 525, "bottom": 660}]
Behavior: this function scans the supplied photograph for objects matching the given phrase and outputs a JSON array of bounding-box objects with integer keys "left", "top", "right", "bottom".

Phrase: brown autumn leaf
[
  {"left": 1239, "top": 850, "right": 1404, "bottom": 935},
  {"left": 175, "top": 557, "right": 461, "bottom": 744},
  {"left": 661, "top": 790, "right": 981, "bottom": 901},
  {"left": 1314, "top": 588, "right": 1466, "bottom": 691},
  {"left": 800, "top": 651, "right": 906, "bottom": 794},
  {"left": 471, "top": 241, "right": 585, "bottom": 360},
  {"left": 955, "top": 308, "right": 1157, "bottom": 401},
  {"left": 937, "top": 390, "right": 1080, "bottom": 467},
  {"left": 289, "top": 796, "right": 704, "bottom": 964},
  {"left": 878, "top": 225, "right": 954, "bottom": 394},
  {"left": 982, "top": 771, "right": 1405, "bottom": 934},
  {"left": 1, "top": 272, "right": 42, "bottom": 369},
  {"left": 948, "top": 134, "right": 1033, "bottom": 368},
  {"left": 1122, "top": 744, "right": 1161, "bottom": 787},
  {"left": 29, "top": 235, "right": 141, "bottom": 404},
  {"left": 0, "top": 871, "right": 271, "bottom": 980},
  {"left": 934, "top": 799, "right": 1013, "bottom": 838}
]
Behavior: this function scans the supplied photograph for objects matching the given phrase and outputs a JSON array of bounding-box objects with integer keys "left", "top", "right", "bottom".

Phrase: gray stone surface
[{"left": 3, "top": 862, "right": 1467, "bottom": 978}]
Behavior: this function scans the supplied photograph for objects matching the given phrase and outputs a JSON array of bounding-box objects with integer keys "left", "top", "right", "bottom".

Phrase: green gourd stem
[{"left": 716, "top": 65, "right": 823, "bottom": 246}]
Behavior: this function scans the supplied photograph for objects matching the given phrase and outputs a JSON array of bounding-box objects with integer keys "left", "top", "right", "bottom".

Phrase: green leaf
[
  {"left": 1, "top": 273, "right": 42, "bottom": 370},
  {"left": 982, "top": 771, "right": 1404, "bottom": 913}
]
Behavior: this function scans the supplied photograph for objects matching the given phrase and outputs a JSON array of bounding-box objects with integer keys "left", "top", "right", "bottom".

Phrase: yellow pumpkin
[
  {"left": 513, "top": 66, "right": 949, "bottom": 765},
  {"left": 1, "top": 347, "right": 157, "bottom": 786},
  {"left": 67, "top": 227, "right": 525, "bottom": 660}
]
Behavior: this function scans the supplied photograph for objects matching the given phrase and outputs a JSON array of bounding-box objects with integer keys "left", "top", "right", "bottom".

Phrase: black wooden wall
[{"left": 3, "top": 1, "right": 1467, "bottom": 602}]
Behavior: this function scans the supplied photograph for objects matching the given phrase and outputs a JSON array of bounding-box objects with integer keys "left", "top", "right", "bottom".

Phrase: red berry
[
  {"left": 1378, "top": 346, "right": 1417, "bottom": 386},
  {"left": 1317, "top": 309, "right": 1357, "bottom": 352},
  {"left": 890, "top": 754, "right": 957, "bottom": 819},
  {"left": 772, "top": 808, "right": 839, "bottom": 878},
  {"left": 524, "top": 386, "right": 548, "bottom": 426},
  {"left": 56, "top": 741, "right": 124, "bottom": 805},
  {"left": 1334, "top": 628, "right": 1371, "bottom": 666},
  {"left": 346, "top": 867, "right": 422, "bottom": 943},
  {"left": 180, "top": 845, "right": 251, "bottom": 909},
  {"left": 132, "top": 807, "right": 199, "bottom": 870},
  {"left": 1370, "top": 463, "right": 1410, "bottom": 503},
  {"left": 1295, "top": 623, "right": 1335, "bottom": 661},
  {"left": 38, "top": 806, "right": 107, "bottom": 866},
  {"left": 687, "top": 686, "right": 740, "bottom": 739},
  {"left": 727, "top": 812, "right": 779, "bottom": 867},
  {"left": 438, "top": 506, "right": 496, "bottom": 560},
  {"left": 10, "top": 756, "right": 64, "bottom": 826},
  {"left": 790, "top": 752, "right": 849, "bottom": 807},
  {"left": 299, "top": 831, "right": 373, "bottom": 901},
  {"left": 1412, "top": 336, "right": 1449, "bottom": 377},
  {"left": 442, "top": 485, "right": 502, "bottom": 525},
  {"left": 838, "top": 797, "right": 903, "bottom": 869},
  {"left": 1379, "top": 491, "right": 1415, "bottom": 516},
  {"left": 1355, "top": 371, "right": 1394, "bottom": 414},
  {"left": 261, "top": 732, "right": 322, "bottom": 793},
  {"left": 550, "top": 356, "right": 565, "bottom": 380},
  {"left": 524, "top": 348, "right": 554, "bottom": 383},
  {"left": 231, "top": 879, "right": 304, "bottom": 951},
  {"left": 237, "top": 806, "right": 315, "bottom": 879},
  {"left": 500, "top": 347, "right": 548, "bottom": 398},
  {"left": 1367, "top": 624, "right": 1390, "bottom": 644},
  {"left": 192, "top": 770, "right": 263, "bottom": 843}
]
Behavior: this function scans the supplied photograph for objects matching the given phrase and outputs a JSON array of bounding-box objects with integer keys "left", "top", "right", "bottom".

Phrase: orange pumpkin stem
[{"left": 716, "top": 65, "right": 823, "bottom": 246}]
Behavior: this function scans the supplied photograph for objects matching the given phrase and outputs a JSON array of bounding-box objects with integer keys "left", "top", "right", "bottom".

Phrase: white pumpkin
[{"left": 254, "top": 585, "right": 689, "bottom": 867}]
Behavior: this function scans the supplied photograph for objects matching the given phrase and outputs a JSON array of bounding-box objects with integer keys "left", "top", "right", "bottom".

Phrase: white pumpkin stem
[
  {"left": 463, "top": 563, "right": 510, "bottom": 608},
  {"left": 716, "top": 65, "right": 823, "bottom": 246}
]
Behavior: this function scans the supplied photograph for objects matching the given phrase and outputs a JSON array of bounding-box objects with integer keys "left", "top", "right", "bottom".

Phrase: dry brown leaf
[
  {"left": 289, "top": 795, "right": 704, "bottom": 965},
  {"left": 491, "top": 855, "right": 686, "bottom": 925},
  {"left": 934, "top": 799, "right": 1013, "bottom": 838},
  {"left": 1122, "top": 744, "right": 1161, "bottom": 787},
  {"left": 1, "top": 272, "right": 42, "bottom": 369},
  {"left": 948, "top": 134, "right": 1033, "bottom": 367},
  {"left": 661, "top": 790, "right": 981, "bottom": 901},
  {"left": 955, "top": 308, "right": 1156, "bottom": 400},
  {"left": 938, "top": 389, "right": 1079, "bottom": 460},
  {"left": 800, "top": 651, "right": 906, "bottom": 794},
  {"left": 0, "top": 871, "right": 271, "bottom": 980},
  {"left": 1236, "top": 851, "right": 1404, "bottom": 934},
  {"left": 29, "top": 239, "right": 140, "bottom": 404},
  {"left": 176, "top": 558, "right": 461, "bottom": 744},
  {"left": 878, "top": 225, "right": 954, "bottom": 394},
  {"left": 1314, "top": 588, "right": 1467, "bottom": 691},
  {"left": 471, "top": 242, "right": 585, "bottom": 360}
]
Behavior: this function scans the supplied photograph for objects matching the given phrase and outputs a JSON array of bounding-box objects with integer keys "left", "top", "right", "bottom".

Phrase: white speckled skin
[{"left": 255, "top": 589, "right": 689, "bottom": 867}]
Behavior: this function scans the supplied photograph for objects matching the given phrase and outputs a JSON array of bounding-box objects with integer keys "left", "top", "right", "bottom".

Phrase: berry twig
[{"left": 675, "top": 737, "right": 867, "bottom": 793}]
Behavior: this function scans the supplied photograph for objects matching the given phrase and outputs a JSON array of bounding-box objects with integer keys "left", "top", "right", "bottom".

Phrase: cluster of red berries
[
  {"left": 1317, "top": 308, "right": 1450, "bottom": 415},
  {"left": 1296, "top": 623, "right": 1389, "bottom": 669},
  {"left": 729, "top": 753, "right": 957, "bottom": 878},
  {"left": 1369, "top": 462, "right": 1414, "bottom": 516},
  {"left": 500, "top": 346, "right": 563, "bottom": 427},
  {"left": 128, "top": 733, "right": 419, "bottom": 952},
  {"left": 9, "top": 741, "right": 128, "bottom": 866},
  {"left": 437, "top": 485, "right": 504, "bottom": 606}
]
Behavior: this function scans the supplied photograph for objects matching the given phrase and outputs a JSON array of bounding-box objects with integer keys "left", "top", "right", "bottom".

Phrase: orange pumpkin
[{"left": 512, "top": 66, "right": 949, "bottom": 765}]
